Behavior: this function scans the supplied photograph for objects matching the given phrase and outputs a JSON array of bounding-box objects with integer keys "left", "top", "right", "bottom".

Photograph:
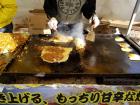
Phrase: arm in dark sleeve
[
  {"left": 43, "top": 0, "right": 58, "bottom": 18},
  {"left": 81, "top": 0, "right": 96, "bottom": 19}
]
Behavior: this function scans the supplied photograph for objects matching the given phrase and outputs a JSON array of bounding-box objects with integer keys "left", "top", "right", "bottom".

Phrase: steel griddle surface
[{"left": 5, "top": 35, "right": 140, "bottom": 74}]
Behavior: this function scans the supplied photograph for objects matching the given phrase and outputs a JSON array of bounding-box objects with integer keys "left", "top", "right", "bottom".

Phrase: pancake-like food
[
  {"left": 0, "top": 33, "right": 17, "bottom": 54},
  {"left": 13, "top": 33, "right": 29, "bottom": 44},
  {"left": 0, "top": 33, "right": 29, "bottom": 54},
  {"left": 121, "top": 47, "right": 133, "bottom": 52},
  {"left": 49, "top": 34, "right": 73, "bottom": 43},
  {"left": 128, "top": 53, "right": 140, "bottom": 61},
  {"left": 115, "top": 36, "right": 124, "bottom": 42},
  {"left": 41, "top": 46, "right": 73, "bottom": 63},
  {"left": 118, "top": 43, "right": 130, "bottom": 48}
]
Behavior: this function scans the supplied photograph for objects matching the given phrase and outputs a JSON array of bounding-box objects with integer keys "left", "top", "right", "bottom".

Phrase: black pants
[{"left": 0, "top": 23, "right": 13, "bottom": 33}]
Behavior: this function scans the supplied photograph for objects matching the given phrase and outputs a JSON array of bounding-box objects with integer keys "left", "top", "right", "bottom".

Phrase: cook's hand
[
  {"left": 89, "top": 15, "right": 100, "bottom": 28},
  {"left": 48, "top": 17, "right": 58, "bottom": 30}
]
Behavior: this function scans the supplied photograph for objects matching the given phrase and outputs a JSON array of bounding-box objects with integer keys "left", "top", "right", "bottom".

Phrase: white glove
[
  {"left": 48, "top": 17, "right": 58, "bottom": 30},
  {"left": 89, "top": 15, "right": 100, "bottom": 28}
]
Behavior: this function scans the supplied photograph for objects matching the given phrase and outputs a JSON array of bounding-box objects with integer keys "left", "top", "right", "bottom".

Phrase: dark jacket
[{"left": 44, "top": 0, "right": 96, "bottom": 20}]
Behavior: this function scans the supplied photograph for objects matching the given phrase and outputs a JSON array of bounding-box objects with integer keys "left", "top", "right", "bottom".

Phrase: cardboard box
[{"left": 28, "top": 9, "right": 49, "bottom": 35}]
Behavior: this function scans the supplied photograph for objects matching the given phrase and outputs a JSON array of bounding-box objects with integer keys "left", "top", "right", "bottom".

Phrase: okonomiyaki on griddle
[{"left": 41, "top": 46, "right": 73, "bottom": 63}]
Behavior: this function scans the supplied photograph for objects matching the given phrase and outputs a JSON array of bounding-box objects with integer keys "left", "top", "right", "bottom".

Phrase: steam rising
[{"left": 57, "top": 22, "right": 86, "bottom": 46}]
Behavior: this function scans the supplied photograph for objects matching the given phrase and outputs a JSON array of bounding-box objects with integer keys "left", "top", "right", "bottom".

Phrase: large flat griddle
[{"left": 4, "top": 35, "right": 140, "bottom": 75}]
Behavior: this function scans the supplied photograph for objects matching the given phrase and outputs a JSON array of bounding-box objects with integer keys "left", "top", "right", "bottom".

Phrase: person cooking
[
  {"left": 0, "top": 0, "right": 17, "bottom": 33},
  {"left": 44, "top": 0, "right": 100, "bottom": 49}
]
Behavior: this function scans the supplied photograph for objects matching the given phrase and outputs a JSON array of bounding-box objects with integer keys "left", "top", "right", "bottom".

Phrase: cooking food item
[
  {"left": 128, "top": 53, "right": 140, "bottom": 61},
  {"left": 121, "top": 47, "right": 133, "bottom": 52},
  {"left": 115, "top": 36, "right": 124, "bottom": 42},
  {"left": 118, "top": 43, "right": 130, "bottom": 48},
  {"left": 49, "top": 34, "right": 73, "bottom": 43},
  {"left": 13, "top": 33, "right": 29, "bottom": 44},
  {"left": 0, "top": 33, "right": 17, "bottom": 54},
  {"left": 41, "top": 46, "right": 73, "bottom": 63},
  {"left": 0, "top": 33, "right": 29, "bottom": 71},
  {"left": 0, "top": 33, "right": 29, "bottom": 54},
  {"left": 74, "top": 38, "right": 86, "bottom": 50}
]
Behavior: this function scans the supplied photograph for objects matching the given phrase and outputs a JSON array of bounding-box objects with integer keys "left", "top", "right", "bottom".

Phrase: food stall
[{"left": 0, "top": 1, "right": 140, "bottom": 85}]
